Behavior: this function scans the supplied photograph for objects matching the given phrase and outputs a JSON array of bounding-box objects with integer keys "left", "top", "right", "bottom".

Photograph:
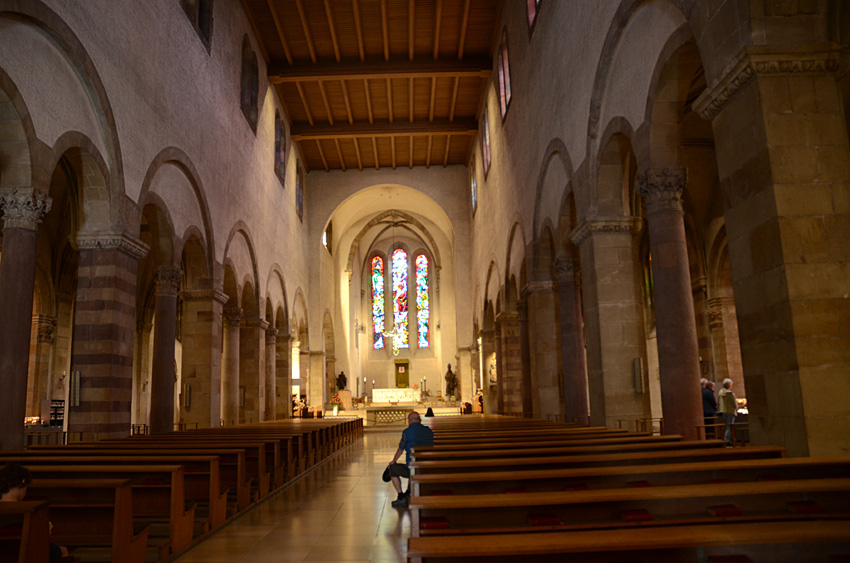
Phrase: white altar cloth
[{"left": 373, "top": 388, "right": 420, "bottom": 403}]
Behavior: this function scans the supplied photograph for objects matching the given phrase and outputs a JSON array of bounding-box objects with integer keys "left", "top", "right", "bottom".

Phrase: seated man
[{"left": 386, "top": 411, "right": 433, "bottom": 508}]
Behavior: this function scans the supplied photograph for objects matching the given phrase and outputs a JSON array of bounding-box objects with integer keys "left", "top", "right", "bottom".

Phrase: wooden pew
[
  {"left": 5, "top": 452, "right": 228, "bottom": 529},
  {"left": 0, "top": 501, "right": 50, "bottom": 563},
  {"left": 17, "top": 464, "right": 193, "bottom": 560},
  {"left": 413, "top": 434, "right": 679, "bottom": 453},
  {"left": 407, "top": 519, "right": 850, "bottom": 562},
  {"left": 28, "top": 478, "right": 148, "bottom": 563}
]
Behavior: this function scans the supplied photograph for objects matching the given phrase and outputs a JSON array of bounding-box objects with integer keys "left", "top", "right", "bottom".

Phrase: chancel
[{"left": 0, "top": 1, "right": 849, "bottom": 562}]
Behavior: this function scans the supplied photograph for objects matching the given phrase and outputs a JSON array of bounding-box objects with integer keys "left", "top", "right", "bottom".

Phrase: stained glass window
[
  {"left": 415, "top": 254, "right": 429, "bottom": 348},
  {"left": 481, "top": 106, "right": 491, "bottom": 175},
  {"left": 371, "top": 256, "right": 384, "bottom": 349},
  {"left": 498, "top": 31, "right": 512, "bottom": 118},
  {"left": 470, "top": 158, "right": 478, "bottom": 214},
  {"left": 392, "top": 249, "right": 409, "bottom": 348}
]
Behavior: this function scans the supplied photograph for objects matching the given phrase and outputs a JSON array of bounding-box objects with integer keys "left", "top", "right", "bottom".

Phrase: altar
[{"left": 373, "top": 388, "right": 420, "bottom": 404}]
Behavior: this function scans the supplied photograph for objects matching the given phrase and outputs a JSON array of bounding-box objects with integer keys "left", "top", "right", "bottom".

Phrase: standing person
[
  {"left": 385, "top": 411, "right": 433, "bottom": 508},
  {"left": 717, "top": 378, "right": 737, "bottom": 446},
  {"left": 702, "top": 381, "right": 718, "bottom": 438}
]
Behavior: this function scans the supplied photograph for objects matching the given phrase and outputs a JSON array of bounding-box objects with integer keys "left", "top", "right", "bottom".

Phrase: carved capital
[
  {"left": 180, "top": 288, "right": 230, "bottom": 304},
  {"left": 0, "top": 188, "right": 52, "bottom": 231},
  {"left": 636, "top": 168, "right": 686, "bottom": 214},
  {"left": 569, "top": 216, "right": 642, "bottom": 246},
  {"left": 495, "top": 310, "right": 519, "bottom": 323},
  {"left": 694, "top": 44, "right": 840, "bottom": 120},
  {"left": 223, "top": 306, "right": 242, "bottom": 327},
  {"left": 33, "top": 315, "right": 57, "bottom": 344},
  {"left": 154, "top": 266, "right": 182, "bottom": 296},
  {"left": 522, "top": 281, "right": 556, "bottom": 296},
  {"left": 244, "top": 318, "right": 270, "bottom": 330},
  {"left": 553, "top": 257, "right": 578, "bottom": 283},
  {"left": 71, "top": 231, "right": 149, "bottom": 260},
  {"left": 266, "top": 328, "right": 279, "bottom": 345}
]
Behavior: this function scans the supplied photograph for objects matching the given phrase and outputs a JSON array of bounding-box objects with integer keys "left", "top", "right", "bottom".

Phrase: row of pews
[
  {"left": 0, "top": 418, "right": 362, "bottom": 563},
  {"left": 407, "top": 415, "right": 850, "bottom": 563}
]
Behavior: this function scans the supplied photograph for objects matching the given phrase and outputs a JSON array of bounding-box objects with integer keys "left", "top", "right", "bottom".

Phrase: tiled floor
[{"left": 175, "top": 430, "right": 411, "bottom": 563}]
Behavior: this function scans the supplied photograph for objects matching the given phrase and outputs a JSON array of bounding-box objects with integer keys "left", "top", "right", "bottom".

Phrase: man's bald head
[{"left": 408, "top": 411, "right": 421, "bottom": 424}]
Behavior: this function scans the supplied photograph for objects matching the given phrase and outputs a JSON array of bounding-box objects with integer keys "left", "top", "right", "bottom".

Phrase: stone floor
[{"left": 174, "top": 429, "right": 410, "bottom": 562}]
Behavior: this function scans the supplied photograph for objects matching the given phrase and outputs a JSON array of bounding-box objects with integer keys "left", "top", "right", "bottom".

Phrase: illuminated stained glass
[
  {"left": 416, "top": 254, "right": 429, "bottom": 347},
  {"left": 392, "top": 249, "right": 409, "bottom": 348},
  {"left": 371, "top": 256, "right": 384, "bottom": 349}
]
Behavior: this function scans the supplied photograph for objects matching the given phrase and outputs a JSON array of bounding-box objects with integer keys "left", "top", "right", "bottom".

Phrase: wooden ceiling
[{"left": 241, "top": 0, "right": 501, "bottom": 171}]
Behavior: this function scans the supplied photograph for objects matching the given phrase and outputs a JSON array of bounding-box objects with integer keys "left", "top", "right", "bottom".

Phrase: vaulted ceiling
[{"left": 241, "top": 0, "right": 501, "bottom": 171}]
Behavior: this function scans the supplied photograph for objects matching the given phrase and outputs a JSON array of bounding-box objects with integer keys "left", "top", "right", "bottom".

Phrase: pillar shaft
[
  {"left": 493, "top": 322, "right": 504, "bottom": 414},
  {"left": 275, "top": 334, "right": 292, "bottom": 418},
  {"left": 517, "top": 300, "right": 534, "bottom": 418},
  {"left": 180, "top": 289, "right": 226, "bottom": 428},
  {"left": 0, "top": 188, "right": 51, "bottom": 449},
  {"left": 264, "top": 328, "right": 277, "bottom": 421},
  {"left": 149, "top": 266, "right": 181, "bottom": 434},
  {"left": 554, "top": 258, "right": 589, "bottom": 424},
  {"left": 27, "top": 316, "right": 56, "bottom": 418},
  {"left": 637, "top": 168, "right": 702, "bottom": 440},
  {"left": 497, "top": 312, "right": 522, "bottom": 415},
  {"left": 221, "top": 307, "right": 241, "bottom": 425}
]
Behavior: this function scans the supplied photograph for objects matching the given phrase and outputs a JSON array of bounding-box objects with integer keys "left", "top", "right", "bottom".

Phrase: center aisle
[{"left": 174, "top": 430, "right": 409, "bottom": 563}]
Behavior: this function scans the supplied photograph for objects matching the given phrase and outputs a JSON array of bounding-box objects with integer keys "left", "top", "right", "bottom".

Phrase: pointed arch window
[
  {"left": 497, "top": 31, "right": 512, "bottom": 119},
  {"left": 295, "top": 165, "right": 304, "bottom": 221},
  {"left": 391, "top": 249, "right": 409, "bottom": 349},
  {"left": 371, "top": 256, "right": 385, "bottom": 350},
  {"left": 240, "top": 35, "right": 259, "bottom": 132},
  {"left": 274, "top": 111, "right": 285, "bottom": 185},
  {"left": 181, "top": 0, "right": 214, "bottom": 48},
  {"left": 481, "top": 107, "right": 491, "bottom": 176},
  {"left": 415, "top": 254, "right": 430, "bottom": 348},
  {"left": 470, "top": 157, "right": 478, "bottom": 214},
  {"left": 527, "top": 0, "right": 542, "bottom": 31}
]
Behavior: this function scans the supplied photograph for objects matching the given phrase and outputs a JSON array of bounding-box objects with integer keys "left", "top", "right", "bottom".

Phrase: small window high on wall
[
  {"left": 497, "top": 30, "right": 512, "bottom": 119},
  {"left": 181, "top": 0, "right": 213, "bottom": 48},
  {"left": 274, "top": 111, "right": 285, "bottom": 185},
  {"left": 470, "top": 157, "right": 478, "bottom": 215},
  {"left": 295, "top": 165, "right": 304, "bottom": 221},
  {"left": 240, "top": 35, "right": 259, "bottom": 132},
  {"left": 481, "top": 107, "right": 492, "bottom": 176},
  {"left": 527, "top": 0, "right": 542, "bottom": 31}
]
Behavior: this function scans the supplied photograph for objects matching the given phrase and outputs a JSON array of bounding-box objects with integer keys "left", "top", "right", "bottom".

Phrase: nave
[{"left": 175, "top": 431, "right": 409, "bottom": 563}]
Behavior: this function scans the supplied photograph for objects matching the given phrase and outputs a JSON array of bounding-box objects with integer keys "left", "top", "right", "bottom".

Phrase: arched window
[
  {"left": 371, "top": 256, "right": 385, "bottom": 350},
  {"left": 274, "top": 111, "right": 285, "bottom": 183},
  {"left": 481, "top": 106, "right": 492, "bottom": 176},
  {"left": 470, "top": 157, "right": 478, "bottom": 214},
  {"left": 391, "top": 249, "right": 409, "bottom": 349},
  {"left": 240, "top": 36, "right": 259, "bottom": 132},
  {"left": 295, "top": 165, "right": 304, "bottom": 221},
  {"left": 527, "top": 0, "right": 542, "bottom": 30},
  {"left": 180, "top": 0, "right": 214, "bottom": 47},
  {"left": 497, "top": 30, "right": 512, "bottom": 119},
  {"left": 415, "top": 254, "right": 430, "bottom": 348}
]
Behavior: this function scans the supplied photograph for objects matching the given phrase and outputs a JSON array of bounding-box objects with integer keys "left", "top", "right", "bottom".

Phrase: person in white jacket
[{"left": 717, "top": 378, "right": 738, "bottom": 445}]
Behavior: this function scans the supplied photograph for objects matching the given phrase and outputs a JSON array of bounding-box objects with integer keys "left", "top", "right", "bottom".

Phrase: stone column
[
  {"left": 554, "top": 257, "right": 590, "bottom": 425},
  {"left": 493, "top": 322, "right": 504, "bottom": 414},
  {"left": 69, "top": 232, "right": 148, "bottom": 441},
  {"left": 0, "top": 189, "right": 51, "bottom": 449},
  {"left": 221, "top": 306, "right": 241, "bottom": 425},
  {"left": 309, "top": 351, "right": 325, "bottom": 410},
  {"left": 240, "top": 318, "right": 267, "bottom": 423},
  {"left": 264, "top": 328, "right": 277, "bottom": 421},
  {"left": 517, "top": 299, "right": 534, "bottom": 418},
  {"left": 149, "top": 266, "right": 181, "bottom": 434},
  {"left": 180, "top": 288, "right": 227, "bottom": 428},
  {"left": 570, "top": 217, "right": 650, "bottom": 428},
  {"left": 275, "top": 333, "right": 292, "bottom": 418},
  {"left": 457, "top": 346, "right": 473, "bottom": 406},
  {"left": 27, "top": 316, "right": 56, "bottom": 419},
  {"left": 497, "top": 311, "right": 522, "bottom": 415},
  {"left": 524, "top": 281, "right": 561, "bottom": 420},
  {"left": 636, "top": 169, "right": 702, "bottom": 440},
  {"left": 706, "top": 298, "right": 728, "bottom": 384},
  {"left": 479, "top": 329, "right": 496, "bottom": 413}
]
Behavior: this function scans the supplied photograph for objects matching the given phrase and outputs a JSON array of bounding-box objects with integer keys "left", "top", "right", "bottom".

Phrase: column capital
[
  {"left": 0, "top": 188, "right": 52, "bottom": 231},
  {"left": 71, "top": 231, "right": 149, "bottom": 260},
  {"left": 265, "top": 327, "right": 279, "bottom": 345},
  {"left": 706, "top": 300, "right": 724, "bottom": 329},
  {"left": 244, "top": 318, "right": 270, "bottom": 330},
  {"left": 33, "top": 315, "right": 57, "bottom": 344},
  {"left": 521, "top": 280, "right": 556, "bottom": 296},
  {"left": 694, "top": 43, "right": 840, "bottom": 120},
  {"left": 569, "top": 216, "right": 642, "bottom": 246},
  {"left": 223, "top": 306, "right": 242, "bottom": 327},
  {"left": 636, "top": 168, "right": 686, "bottom": 214},
  {"left": 553, "top": 257, "right": 578, "bottom": 283},
  {"left": 154, "top": 266, "right": 182, "bottom": 296},
  {"left": 180, "top": 288, "right": 229, "bottom": 304},
  {"left": 495, "top": 310, "right": 519, "bottom": 323}
]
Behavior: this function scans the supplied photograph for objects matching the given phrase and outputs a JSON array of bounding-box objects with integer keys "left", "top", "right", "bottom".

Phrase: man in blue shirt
[{"left": 387, "top": 411, "right": 433, "bottom": 508}]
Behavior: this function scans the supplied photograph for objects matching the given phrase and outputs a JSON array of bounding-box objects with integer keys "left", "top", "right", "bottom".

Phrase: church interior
[{"left": 1, "top": 0, "right": 849, "bottom": 561}]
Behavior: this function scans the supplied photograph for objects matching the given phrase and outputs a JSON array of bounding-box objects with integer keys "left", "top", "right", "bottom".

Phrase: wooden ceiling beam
[
  {"left": 363, "top": 79, "right": 374, "bottom": 124},
  {"left": 386, "top": 78, "right": 394, "bottom": 124},
  {"left": 354, "top": 138, "right": 364, "bottom": 171},
  {"left": 316, "top": 139, "right": 329, "bottom": 172},
  {"left": 266, "top": 0, "right": 293, "bottom": 65},
  {"left": 240, "top": 0, "right": 270, "bottom": 62},
  {"left": 294, "top": 0, "right": 317, "bottom": 64},
  {"left": 268, "top": 56, "right": 491, "bottom": 83},
  {"left": 391, "top": 136, "right": 397, "bottom": 170},
  {"left": 295, "top": 82, "right": 315, "bottom": 126},
  {"left": 409, "top": 136, "right": 414, "bottom": 169},
  {"left": 443, "top": 134, "right": 451, "bottom": 167},
  {"left": 381, "top": 0, "right": 389, "bottom": 61},
  {"left": 429, "top": 77, "right": 437, "bottom": 122},
  {"left": 352, "top": 0, "right": 365, "bottom": 62},
  {"left": 341, "top": 80, "right": 354, "bottom": 124},
  {"left": 458, "top": 0, "right": 471, "bottom": 59},
  {"left": 426, "top": 135, "right": 433, "bottom": 168},
  {"left": 290, "top": 118, "right": 478, "bottom": 141},
  {"left": 334, "top": 138, "right": 346, "bottom": 171},
  {"left": 433, "top": 0, "right": 443, "bottom": 60},
  {"left": 409, "top": 77, "right": 414, "bottom": 123},
  {"left": 371, "top": 137, "right": 379, "bottom": 170},
  {"left": 408, "top": 0, "right": 415, "bottom": 61},
  {"left": 318, "top": 80, "right": 334, "bottom": 125},
  {"left": 449, "top": 76, "right": 459, "bottom": 121},
  {"left": 322, "top": 0, "right": 341, "bottom": 63}
]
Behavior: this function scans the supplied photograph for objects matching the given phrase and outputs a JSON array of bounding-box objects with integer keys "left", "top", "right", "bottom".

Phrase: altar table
[{"left": 373, "top": 388, "right": 420, "bottom": 403}]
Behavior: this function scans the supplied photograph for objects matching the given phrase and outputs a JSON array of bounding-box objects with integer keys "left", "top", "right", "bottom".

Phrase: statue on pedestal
[
  {"left": 445, "top": 364, "right": 457, "bottom": 398},
  {"left": 336, "top": 371, "right": 347, "bottom": 391}
]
